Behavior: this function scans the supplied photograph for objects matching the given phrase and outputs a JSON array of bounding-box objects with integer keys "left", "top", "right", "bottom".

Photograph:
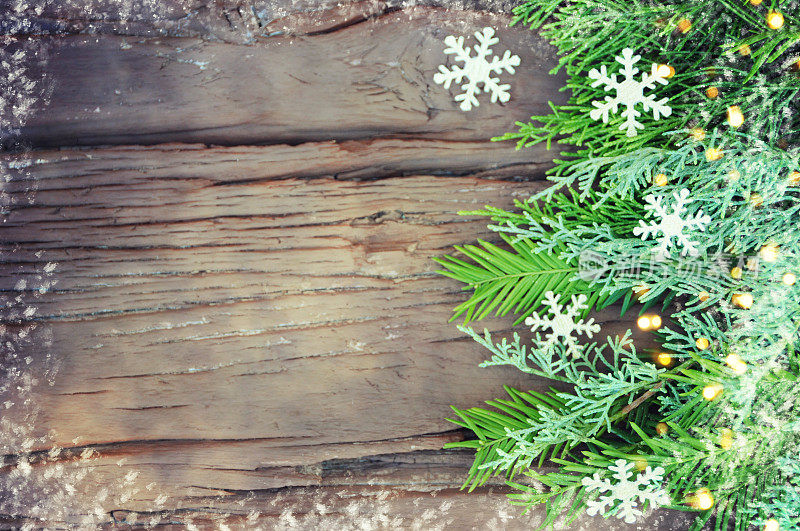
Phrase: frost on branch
[
  {"left": 588, "top": 48, "right": 672, "bottom": 137},
  {"left": 633, "top": 188, "right": 712, "bottom": 258},
  {"left": 433, "top": 27, "right": 520, "bottom": 111},
  {"left": 582, "top": 459, "right": 670, "bottom": 524},
  {"left": 524, "top": 291, "right": 599, "bottom": 358}
]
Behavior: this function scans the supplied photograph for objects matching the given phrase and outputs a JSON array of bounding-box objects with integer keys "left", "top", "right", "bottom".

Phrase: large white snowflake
[
  {"left": 582, "top": 459, "right": 670, "bottom": 524},
  {"left": 588, "top": 48, "right": 672, "bottom": 137},
  {"left": 433, "top": 27, "right": 520, "bottom": 111},
  {"left": 633, "top": 188, "right": 712, "bottom": 258},
  {"left": 525, "top": 291, "right": 600, "bottom": 358}
]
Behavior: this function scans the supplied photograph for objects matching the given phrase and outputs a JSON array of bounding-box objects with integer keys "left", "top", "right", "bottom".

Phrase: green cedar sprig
[{"left": 438, "top": 0, "right": 800, "bottom": 528}]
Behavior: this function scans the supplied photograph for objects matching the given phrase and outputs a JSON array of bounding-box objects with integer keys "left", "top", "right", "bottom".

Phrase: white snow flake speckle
[
  {"left": 433, "top": 27, "right": 520, "bottom": 111},
  {"left": 524, "top": 291, "right": 600, "bottom": 358},
  {"left": 589, "top": 48, "right": 672, "bottom": 137},
  {"left": 633, "top": 188, "right": 712, "bottom": 258},
  {"left": 582, "top": 459, "right": 670, "bottom": 524}
]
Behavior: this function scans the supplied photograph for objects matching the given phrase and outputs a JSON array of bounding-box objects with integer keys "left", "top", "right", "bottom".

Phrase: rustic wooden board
[
  {"left": 13, "top": 0, "right": 521, "bottom": 43},
  {"left": 1, "top": 143, "right": 663, "bottom": 527},
  {"left": 4, "top": 144, "right": 557, "bottom": 447},
  {"left": 0, "top": 2, "right": 691, "bottom": 528},
  {"left": 18, "top": 7, "right": 565, "bottom": 148}
]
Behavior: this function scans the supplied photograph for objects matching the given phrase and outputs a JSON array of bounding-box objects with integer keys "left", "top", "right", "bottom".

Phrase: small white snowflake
[
  {"left": 582, "top": 459, "right": 670, "bottom": 524},
  {"left": 633, "top": 188, "right": 712, "bottom": 258},
  {"left": 588, "top": 48, "right": 672, "bottom": 137},
  {"left": 433, "top": 27, "right": 520, "bottom": 111},
  {"left": 525, "top": 291, "right": 600, "bottom": 358}
]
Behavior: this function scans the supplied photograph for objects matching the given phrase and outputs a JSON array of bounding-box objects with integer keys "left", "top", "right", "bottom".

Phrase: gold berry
[
  {"left": 719, "top": 428, "right": 734, "bottom": 449},
  {"left": 706, "top": 148, "right": 724, "bottom": 161},
  {"left": 727, "top": 106, "right": 744, "bottom": 128},
  {"left": 733, "top": 293, "right": 754, "bottom": 309},
  {"left": 767, "top": 11, "right": 785, "bottom": 30}
]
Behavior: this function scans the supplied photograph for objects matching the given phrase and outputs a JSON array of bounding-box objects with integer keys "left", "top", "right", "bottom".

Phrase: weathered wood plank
[
  {"left": 10, "top": 0, "right": 520, "bottom": 42},
  {"left": 0, "top": 142, "right": 659, "bottom": 528},
  {"left": 0, "top": 3, "right": 683, "bottom": 527},
  {"left": 2, "top": 143, "right": 559, "bottom": 449},
  {"left": 2, "top": 440, "right": 693, "bottom": 529},
  {"left": 16, "top": 7, "right": 565, "bottom": 147}
]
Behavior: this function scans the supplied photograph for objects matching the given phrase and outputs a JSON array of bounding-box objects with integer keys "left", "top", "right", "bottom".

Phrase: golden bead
[
  {"left": 690, "top": 127, "right": 706, "bottom": 141},
  {"left": 638, "top": 314, "right": 662, "bottom": 330},
  {"left": 739, "top": 44, "right": 752, "bottom": 56},
  {"left": 767, "top": 11, "right": 784, "bottom": 30},
  {"left": 750, "top": 193, "right": 763, "bottom": 207},
  {"left": 733, "top": 293, "right": 754, "bottom": 309},
  {"left": 760, "top": 244, "right": 778, "bottom": 262},
  {"left": 656, "top": 422, "right": 669, "bottom": 435},
  {"left": 706, "top": 147, "right": 724, "bottom": 161},
  {"left": 692, "top": 488, "right": 715, "bottom": 510},
  {"left": 725, "top": 353, "right": 747, "bottom": 375},
  {"left": 783, "top": 273, "right": 796, "bottom": 286},
  {"left": 728, "top": 169, "right": 741, "bottom": 181},
  {"left": 705, "top": 86, "right": 719, "bottom": 99},
  {"left": 677, "top": 18, "right": 692, "bottom": 33},
  {"left": 749, "top": 0, "right": 763, "bottom": 4},
  {"left": 702, "top": 385, "right": 722, "bottom": 401},
  {"left": 654, "top": 173, "right": 668, "bottom": 186},
  {"left": 730, "top": 266, "right": 743, "bottom": 279},
  {"left": 765, "top": 518, "right": 780, "bottom": 531},
  {"left": 657, "top": 64, "right": 675, "bottom": 78},
  {"left": 696, "top": 337, "right": 710, "bottom": 350},
  {"left": 698, "top": 290, "right": 710, "bottom": 301},
  {"left": 727, "top": 106, "right": 744, "bottom": 128},
  {"left": 719, "top": 428, "right": 734, "bottom": 449},
  {"left": 656, "top": 352, "right": 672, "bottom": 367},
  {"left": 788, "top": 171, "right": 800, "bottom": 185}
]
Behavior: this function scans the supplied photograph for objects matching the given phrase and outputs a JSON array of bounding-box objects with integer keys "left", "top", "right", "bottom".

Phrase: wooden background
[{"left": 0, "top": 1, "right": 693, "bottom": 528}]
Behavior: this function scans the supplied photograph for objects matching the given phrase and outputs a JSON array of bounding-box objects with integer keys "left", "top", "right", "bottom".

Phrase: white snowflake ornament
[
  {"left": 433, "top": 27, "right": 520, "bottom": 111},
  {"left": 525, "top": 291, "right": 600, "bottom": 358},
  {"left": 582, "top": 459, "right": 670, "bottom": 524},
  {"left": 588, "top": 48, "right": 672, "bottom": 137},
  {"left": 633, "top": 188, "right": 712, "bottom": 258}
]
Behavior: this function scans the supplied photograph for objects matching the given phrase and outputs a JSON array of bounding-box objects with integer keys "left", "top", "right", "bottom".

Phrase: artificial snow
[
  {"left": 524, "top": 291, "right": 600, "bottom": 358},
  {"left": 589, "top": 48, "right": 672, "bottom": 137},
  {"left": 582, "top": 459, "right": 670, "bottom": 524},
  {"left": 433, "top": 27, "right": 520, "bottom": 111},
  {"left": 633, "top": 188, "right": 712, "bottom": 258}
]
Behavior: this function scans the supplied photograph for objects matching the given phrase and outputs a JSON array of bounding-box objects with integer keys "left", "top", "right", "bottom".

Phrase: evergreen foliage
[{"left": 438, "top": 0, "right": 800, "bottom": 528}]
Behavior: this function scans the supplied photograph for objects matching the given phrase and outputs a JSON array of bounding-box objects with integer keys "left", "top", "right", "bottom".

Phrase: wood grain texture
[
  {"left": 1, "top": 142, "right": 668, "bottom": 528},
  {"left": 3, "top": 142, "right": 562, "bottom": 446},
  {"left": 10, "top": 0, "right": 520, "bottom": 43},
  {"left": 0, "top": 3, "right": 691, "bottom": 528},
  {"left": 17, "top": 6, "right": 565, "bottom": 147}
]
